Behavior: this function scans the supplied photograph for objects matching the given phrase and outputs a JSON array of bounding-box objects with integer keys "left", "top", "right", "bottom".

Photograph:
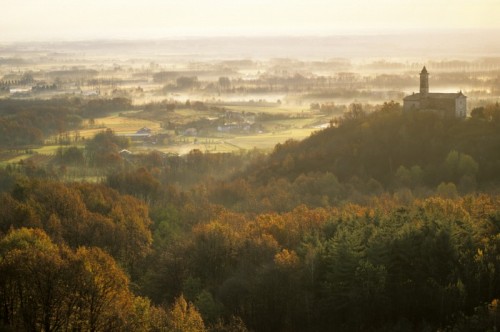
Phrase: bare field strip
[
  {"left": 224, "top": 128, "right": 316, "bottom": 150},
  {"left": 85, "top": 115, "right": 162, "bottom": 134}
]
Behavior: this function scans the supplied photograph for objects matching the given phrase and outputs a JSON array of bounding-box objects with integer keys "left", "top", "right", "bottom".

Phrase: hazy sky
[{"left": 1, "top": 0, "right": 499, "bottom": 41}]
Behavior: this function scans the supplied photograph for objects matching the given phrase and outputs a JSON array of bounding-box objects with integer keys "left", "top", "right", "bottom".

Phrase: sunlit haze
[{"left": 2, "top": 0, "right": 499, "bottom": 41}]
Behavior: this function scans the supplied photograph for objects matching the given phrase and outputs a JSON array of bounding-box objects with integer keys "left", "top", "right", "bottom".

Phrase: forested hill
[
  {"left": 245, "top": 102, "right": 500, "bottom": 191},
  {"left": 3, "top": 102, "right": 500, "bottom": 331}
]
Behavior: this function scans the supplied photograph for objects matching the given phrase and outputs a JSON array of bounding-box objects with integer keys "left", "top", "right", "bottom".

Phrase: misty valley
[{"left": 1, "top": 37, "right": 500, "bottom": 331}]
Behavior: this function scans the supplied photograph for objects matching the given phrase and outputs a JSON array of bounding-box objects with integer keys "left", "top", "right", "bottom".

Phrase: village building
[{"left": 403, "top": 66, "right": 467, "bottom": 118}]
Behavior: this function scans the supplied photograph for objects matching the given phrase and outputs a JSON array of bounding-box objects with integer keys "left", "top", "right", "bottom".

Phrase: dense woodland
[{"left": 2, "top": 99, "right": 500, "bottom": 331}]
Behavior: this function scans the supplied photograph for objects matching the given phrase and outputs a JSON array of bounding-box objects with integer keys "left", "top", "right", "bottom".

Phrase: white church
[{"left": 403, "top": 66, "right": 467, "bottom": 118}]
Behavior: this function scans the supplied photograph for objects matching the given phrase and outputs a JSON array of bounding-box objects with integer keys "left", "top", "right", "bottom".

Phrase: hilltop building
[{"left": 403, "top": 66, "right": 466, "bottom": 118}]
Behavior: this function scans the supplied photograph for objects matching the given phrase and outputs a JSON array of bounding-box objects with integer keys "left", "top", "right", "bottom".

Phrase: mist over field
[{"left": 2, "top": 0, "right": 500, "bottom": 330}]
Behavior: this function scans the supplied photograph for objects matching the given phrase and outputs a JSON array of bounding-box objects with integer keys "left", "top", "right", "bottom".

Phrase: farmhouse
[
  {"left": 119, "top": 127, "right": 152, "bottom": 142},
  {"left": 136, "top": 127, "right": 152, "bottom": 135},
  {"left": 403, "top": 67, "right": 467, "bottom": 118}
]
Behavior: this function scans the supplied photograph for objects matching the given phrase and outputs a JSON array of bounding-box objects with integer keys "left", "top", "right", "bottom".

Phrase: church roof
[
  {"left": 404, "top": 93, "right": 421, "bottom": 101},
  {"left": 403, "top": 92, "right": 466, "bottom": 101}
]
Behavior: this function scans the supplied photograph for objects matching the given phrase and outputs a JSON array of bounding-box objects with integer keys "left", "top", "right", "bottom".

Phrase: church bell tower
[{"left": 420, "top": 66, "right": 429, "bottom": 96}]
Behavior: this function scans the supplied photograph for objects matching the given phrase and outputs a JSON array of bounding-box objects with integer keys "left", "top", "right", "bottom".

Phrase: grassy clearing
[
  {"left": 42, "top": 113, "right": 163, "bottom": 143},
  {"left": 86, "top": 114, "right": 163, "bottom": 134},
  {"left": 262, "top": 117, "right": 322, "bottom": 129},
  {"left": 224, "top": 128, "right": 316, "bottom": 150},
  {"left": 35, "top": 145, "right": 65, "bottom": 155},
  {"left": 0, "top": 154, "right": 27, "bottom": 167},
  {"left": 0, "top": 147, "right": 49, "bottom": 166},
  {"left": 0, "top": 150, "right": 55, "bottom": 167}
]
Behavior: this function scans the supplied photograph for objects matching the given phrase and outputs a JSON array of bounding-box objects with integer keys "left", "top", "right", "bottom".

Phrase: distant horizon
[
  {"left": 2, "top": 29, "right": 499, "bottom": 61},
  {"left": 1, "top": 27, "right": 499, "bottom": 44}
]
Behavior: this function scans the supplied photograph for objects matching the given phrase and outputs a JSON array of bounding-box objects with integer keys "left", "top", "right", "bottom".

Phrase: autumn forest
[
  {"left": 2, "top": 36, "right": 500, "bottom": 331},
  {"left": 0, "top": 95, "right": 500, "bottom": 331}
]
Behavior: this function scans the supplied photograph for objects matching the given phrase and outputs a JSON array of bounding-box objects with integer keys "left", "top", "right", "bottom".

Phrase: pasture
[
  {"left": 224, "top": 128, "right": 316, "bottom": 150},
  {"left": 79, "top": 114, "right": 163, "bottom": 137}
]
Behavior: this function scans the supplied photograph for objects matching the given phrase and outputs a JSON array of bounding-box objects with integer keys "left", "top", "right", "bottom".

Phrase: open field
[
  {"left": 81, "top": 114, "right": 163, "bottom": 136},
  {"left": 0, "top": 146, "right": 62, "bottom": 166},
  {"left": 0, "top": 153, "right": 29, "bottom": 167},
  {"left": 224, "top": 104, "right": 307, "bottom": 114}
]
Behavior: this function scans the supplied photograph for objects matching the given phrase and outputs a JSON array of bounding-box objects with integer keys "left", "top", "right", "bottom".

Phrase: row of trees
[{"left": 153, "top": 69, "right": 498, "bottom": 97}]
